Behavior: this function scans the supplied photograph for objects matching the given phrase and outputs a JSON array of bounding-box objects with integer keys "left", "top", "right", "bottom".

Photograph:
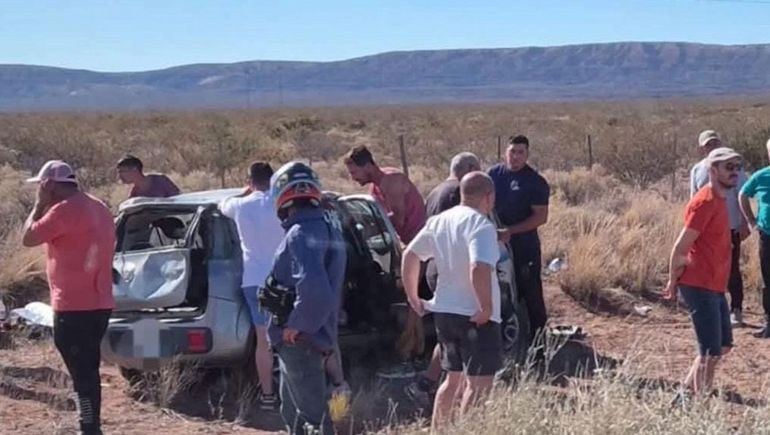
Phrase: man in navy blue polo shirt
[{"left": 488, "top": 135, "right": 550, "bottom": 344}]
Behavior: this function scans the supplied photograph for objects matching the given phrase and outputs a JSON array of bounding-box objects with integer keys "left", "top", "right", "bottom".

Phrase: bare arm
[
  {"left": 381, "top": 176, "right": 408, "bottom": 234},
  {"left": 663, "top": 227, "right": 700, "bottom": 299},
  {"left": 21, "top": 202, "right": 49, "bottom": 247},
  {"left": 469, "top": 262, "right": 494, "bottom": 325},
  {"left": 22, "top": 182, "right": 54, "bottom": 247},
  {"left": 740, "top": 193, "right": 757, "bottom": 230},
  {"left": 505, "top": 205, "right": 548, "bottom": 236},
  {"left": 401, "top": 250, "right": 425, "bottom": 316}
]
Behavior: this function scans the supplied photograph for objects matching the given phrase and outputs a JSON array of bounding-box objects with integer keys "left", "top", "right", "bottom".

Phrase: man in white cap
[
  {"left": 740, "top": 138, "right": 770, "bottom": 338},
  {"left": 665, "top": 147, "right": 742, "bottom": 399},
  {"left": 21, "top": 160, "right": 115, "bottom": 435},
  {"left": 690, "top": 130, "right": 749, "bottom": 326}
]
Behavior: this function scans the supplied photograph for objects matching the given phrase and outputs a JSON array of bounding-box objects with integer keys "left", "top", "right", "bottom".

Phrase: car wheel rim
[{"left": 503, "top": 314, "right": 520, "bottom": 352}]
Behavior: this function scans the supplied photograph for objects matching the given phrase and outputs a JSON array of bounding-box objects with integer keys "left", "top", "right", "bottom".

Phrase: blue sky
[{"left": 1, "top": 0, "right": 769, "bottom": 71}]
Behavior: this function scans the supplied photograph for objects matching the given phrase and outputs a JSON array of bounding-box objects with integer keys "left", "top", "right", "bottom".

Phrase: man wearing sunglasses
[
  {"left": 664, "top": 147, "right": 742, "bottom": 398},
  {"left": 690, "top": 130, "right": 749, "bottom": 327},
  {"left": 740, "top": 138, "right": 770, "bottom": 338}
]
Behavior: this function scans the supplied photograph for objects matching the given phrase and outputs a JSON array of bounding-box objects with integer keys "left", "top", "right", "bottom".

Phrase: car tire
[{"left": 500, "top": 282, "right": 530, "bottom": 364}]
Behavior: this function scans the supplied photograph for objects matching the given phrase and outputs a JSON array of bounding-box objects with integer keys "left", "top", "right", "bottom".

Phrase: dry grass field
[{"left": 1, "top": 98, "right": 770, "bottom": 434}]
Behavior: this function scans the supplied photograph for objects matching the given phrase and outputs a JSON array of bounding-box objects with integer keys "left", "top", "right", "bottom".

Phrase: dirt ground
[{"left": 2, "top": 284, "right": 769, "bottom": 434}]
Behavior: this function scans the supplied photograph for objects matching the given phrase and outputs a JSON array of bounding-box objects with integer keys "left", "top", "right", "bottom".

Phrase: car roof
[
  {"left": 117, "top": 188, "right": 354, "bottom": 212},
  {"left": 118, "top": 188, "right": 244, "bottom": 212}
]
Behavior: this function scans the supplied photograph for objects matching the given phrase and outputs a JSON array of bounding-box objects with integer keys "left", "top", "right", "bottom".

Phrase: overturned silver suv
[{"left": 102, "top": 189, "right": 528, "bottom": 377}]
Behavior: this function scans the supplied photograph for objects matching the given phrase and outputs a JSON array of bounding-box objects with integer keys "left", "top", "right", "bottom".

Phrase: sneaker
[
  {"left": 376, "top": 362, "right": 416, "bottom": 380},
  {"left": 258, "top": 392, "right": 279, "bottom": 411},
  {"left": 754, "top": 325, "right": 770, "bottom": 339},
  {"left": 405, "top": 377, "right": 435, "bottom": 408},
  {"left": 730, "top": 310, "right": 743, "bottom": 327}
]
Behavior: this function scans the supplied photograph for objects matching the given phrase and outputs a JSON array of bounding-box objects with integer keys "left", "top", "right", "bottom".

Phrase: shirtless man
[
  {"left": 117, "top": 155, "right": 180, "bottom": 199},
  {"left": 343, "top": 145, "right": 426, "bottom": 245},
  {"left": 344, "top": 145, "right": 428, "bottom": 377}
]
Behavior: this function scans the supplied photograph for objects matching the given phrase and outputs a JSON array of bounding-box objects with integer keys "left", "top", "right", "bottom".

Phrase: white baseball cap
[{"left": 26, "top": 160, "right": 78, "bottom": 184}]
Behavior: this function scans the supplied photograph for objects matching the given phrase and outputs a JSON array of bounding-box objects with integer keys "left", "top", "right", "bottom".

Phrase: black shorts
[{"left": 434, "top": 312, "right": 503, "bottom": 376}]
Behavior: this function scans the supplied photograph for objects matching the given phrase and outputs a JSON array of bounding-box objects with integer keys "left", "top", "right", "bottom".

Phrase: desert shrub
[
  {"left": 596, "top": 127, "right": 680, "bottom": 188},
  {"left": 0, "top": 165, "right": 34, "bottom": 238},
  {"left": 544, "top": 165, "right": 623, "bottom": 206},
  {"left": 730, "top": 125, "right": 770, "bottom": 172},
  {"left": 383, "top": 344, "right": 768, "bottom": 435},
  {"left": 553, "top": 187, "right": 682, "bottom": 299}
]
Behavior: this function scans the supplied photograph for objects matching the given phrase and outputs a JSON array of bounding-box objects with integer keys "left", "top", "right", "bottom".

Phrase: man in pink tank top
[{"left": 343, "top": 145, "right": 426, "bottom": 244}]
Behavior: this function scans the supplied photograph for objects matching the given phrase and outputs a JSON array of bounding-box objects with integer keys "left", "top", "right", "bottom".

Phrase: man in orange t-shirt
[
  {"left": 663, "top": 147, "right": 742, "bottom": 399},
  {"left": 22, "top": 160, "right": 115, "bottom": 435}
]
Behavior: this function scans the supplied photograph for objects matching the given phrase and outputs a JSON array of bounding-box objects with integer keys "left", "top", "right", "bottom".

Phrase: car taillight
[{"left": 186, "top": 329, "right": 208, "bottom": 353}]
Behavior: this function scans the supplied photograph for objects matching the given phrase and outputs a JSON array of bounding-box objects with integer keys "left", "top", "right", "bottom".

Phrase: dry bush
[
  {"left": 386, "top": 348, "right": 770, "bottom": 435},
  {"left": 129, "top": 360, "right": 202, "bottom": 409},
  {"left": 0, "top": 231, "right": 46, "bottom": 302},
  {"left": 0, "top": 165, "right": 35, "bottom": 238},
  {"left": 540, "top": 167, "right": 683, "bottom": 305}
]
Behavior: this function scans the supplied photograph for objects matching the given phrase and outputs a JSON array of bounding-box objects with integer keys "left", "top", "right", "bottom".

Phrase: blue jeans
[
  {"left": 679, "top": 285, "right": 733, "bottom": 356},
  {"left": 277, "top": 344, "right": 334, "bottom": 435}
]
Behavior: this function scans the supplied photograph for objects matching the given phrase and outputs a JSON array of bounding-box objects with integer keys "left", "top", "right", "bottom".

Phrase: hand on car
[
  {"left": 282, "top": 328, "right": 300, "bottom": 344},
  {"left": 470, "top": 309, "right": 491, "bottom": 326}
]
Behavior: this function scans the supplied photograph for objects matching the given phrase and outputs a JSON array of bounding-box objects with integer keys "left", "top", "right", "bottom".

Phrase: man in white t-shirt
[
  {"left": 219, "top": 161, "right": 284, "bottom": 409},
  {"left": 402, "top": 171, "right": 502, "bottom": 430}
]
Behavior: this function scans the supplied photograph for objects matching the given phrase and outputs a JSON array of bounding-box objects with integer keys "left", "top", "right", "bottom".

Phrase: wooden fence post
[
  {"left": 670, "top": 133, "right": 678, "bottom": 200},
  {"left": 586, "top": 134, "right": 594, "bottom": 169},
  {"left": 399, "top": 134, "right": 409, "bottom": 178}
]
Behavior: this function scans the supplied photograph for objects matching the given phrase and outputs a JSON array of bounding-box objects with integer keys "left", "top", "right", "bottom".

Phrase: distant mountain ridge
[{"left": 2, "top": 42, "right": 769, "bottom": 110}]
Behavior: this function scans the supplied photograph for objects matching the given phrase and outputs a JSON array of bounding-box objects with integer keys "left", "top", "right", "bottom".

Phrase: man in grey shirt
[{"left": 690, "top": 130, "right": 749, "bottom": 325}]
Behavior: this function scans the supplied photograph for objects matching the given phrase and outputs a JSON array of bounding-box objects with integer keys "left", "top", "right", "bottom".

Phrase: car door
[
  {"left": 336, "top": 195, "right": 404, "bottom": 330},
  {"left": 337, "top": 195, "right": 401, "bottom": 279},
  {"left": 112, "top": 205, "right": 207, "bottom": 311}
]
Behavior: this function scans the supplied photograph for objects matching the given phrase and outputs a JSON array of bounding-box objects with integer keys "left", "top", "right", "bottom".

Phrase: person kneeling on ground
[
  {"left": 663, "top": 147, "right": 742, "bottom": 398},
  {"left": 262, "top": 161, "right": 347, "bottom": 435},
  {"left": 402, "top": 171, "right": 503, "bottom": 430},
  {"left": 22, "top": 160, "right": 116, "bottom": 435}
]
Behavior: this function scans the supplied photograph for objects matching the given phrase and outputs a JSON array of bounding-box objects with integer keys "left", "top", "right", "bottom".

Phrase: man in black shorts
[
  {"left": 406, "top": 152, "right": 481, "bottom": 406},
  {"left": 402, "top": 171, "right": 502, "bottom": 430}
]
